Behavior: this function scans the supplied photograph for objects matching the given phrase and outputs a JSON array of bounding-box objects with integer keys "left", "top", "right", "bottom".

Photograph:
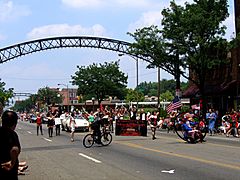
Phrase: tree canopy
[
  {"left": 137, "top": 79, "right": 188, "bottom": 97},
  {"left": 13, "top": 87, "right": 62, "bottom": 112},
  {"left": 37, "top": 87, "right": 62, "bottom": 106},
  {"left": 125, "top": 88, "right": 145, "bottom": 102},
  {"left": 71, "top": 61, "right": 128, "bottom": 105},
  {"left": 0, "top": 79, "right": 13, "bottom": 112},
  {"left": 128, "top": 0, "right": 234, "bottom": 114}
]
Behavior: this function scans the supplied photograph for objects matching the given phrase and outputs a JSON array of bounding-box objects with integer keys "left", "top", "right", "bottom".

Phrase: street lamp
[
  {"left": 118, "top": 53, "right": 139, "bottom": 110},
  {"left": 57, "top": 83, "right": 69, "bottom": 113}
]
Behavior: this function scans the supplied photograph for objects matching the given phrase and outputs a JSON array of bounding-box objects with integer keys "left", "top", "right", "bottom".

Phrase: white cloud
[
  {"left": 61, "top": 0, "right": 159, "bottom": 9},
  {"left": 61, "top": 0, "right": 104, "bottom": 8},
  {"left": 127, "top": 0, "right": 190, "bottom": 32},
  {"left": 128, "top": 0, "right": 234, "bottom": 36},
  {"left": 115, "top": 0, "right": 158, "bottom": 8},
  {"left": 27, "top": 24, "right": 107, "bottom": 39},
  {"left": 128, "top": 11, "right": 162, "bottom": 32},
  {"left": 0, "top": 0, "right": 30, "bottom": 22}
]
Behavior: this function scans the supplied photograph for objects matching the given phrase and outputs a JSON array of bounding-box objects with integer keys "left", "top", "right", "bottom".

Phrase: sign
[
  {"left": 54, "top": 118, "right": 61, "bottom": 125},
  {"left": 115, "top": 120, "right": 147, "bottom": 136}
]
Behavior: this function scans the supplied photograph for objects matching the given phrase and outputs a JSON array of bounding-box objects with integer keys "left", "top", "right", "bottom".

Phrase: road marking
[
  {"left": 18, "top": 127, "right": 22, "bottom": 130},
  {"left": 207, "top": 142, "right": 240, "bottom": 149},
  {"left": 161, "top": 170, "right": 175, "bottom": 174},
  {"left": 27, "top": 131, "right": 32, "bottom": 134},
  {"left": 116, "top": 141, "right": 240, "bottom": 171},
  {"left": 78, "top": 153, "right": 102, "bottom": 163},
  {"left": 43, "top": 138, "right": 52, "bottom": 142}
]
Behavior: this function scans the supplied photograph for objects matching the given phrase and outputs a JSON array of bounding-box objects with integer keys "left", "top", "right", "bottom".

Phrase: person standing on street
[
  {"left": 148, "top": 111, "right": 158, "bottom": 140},
  {"left": 36, "top": 112, "right": 43, "bottom": 136},
  {"left": 47, "top": 112, "right": 55, "bottom": 137},
  {"left": 69, "top": 112, "right": 76, "bottom": 142},
  {"left": 0, "top": 110, "right": 21, "bottom": 180},
  {"left": 54, "top": 111, "right": 61, "bottom": 136},
  {"left": 206, "top": 109, "right": 217, "bottom": 136}
]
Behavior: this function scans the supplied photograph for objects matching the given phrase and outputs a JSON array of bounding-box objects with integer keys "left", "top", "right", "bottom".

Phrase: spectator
[
  {"left": 0, "top": 110, "right": 21, "bottom": 180},
  {"left": 88, "top": 111, "right": 95, "bottom": 131},
  {"left": 226, "top": 110, "right": 239, "bottom": 137},
  {"left": 140, "top": 109, "right": 146, "bottom": 121},
  {"left": 219, "top": 113, "right": 231, "bottom": 134},
  {"left": 206, "top": 109, "right": 217, "bottom": 136}
]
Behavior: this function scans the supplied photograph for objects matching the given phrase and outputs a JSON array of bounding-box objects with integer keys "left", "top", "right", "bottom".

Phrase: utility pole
[{"left": 157, "top": 67, "right": 161, "bottom": 112}]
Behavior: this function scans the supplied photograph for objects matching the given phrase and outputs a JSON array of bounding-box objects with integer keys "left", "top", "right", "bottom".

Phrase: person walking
[
  {"left": 69, "top": 112, "right": 76, "bottom": 142},
  {"left": 148, "top": 111, "right": 158, "bottom": 140},
  {"left": 0, "top": 110, "right": 21, "bottom": 180},
  {"left": 36, "top": 112, "right": 43, "bottom": 136}
]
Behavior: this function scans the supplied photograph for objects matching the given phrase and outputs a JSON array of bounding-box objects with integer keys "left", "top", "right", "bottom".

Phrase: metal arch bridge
[
  {"left": 0, "top": 36, "right": 150, "bottom": 63},
  {"left": 13, "top": 93, "right": 32, "bottom": 97}
]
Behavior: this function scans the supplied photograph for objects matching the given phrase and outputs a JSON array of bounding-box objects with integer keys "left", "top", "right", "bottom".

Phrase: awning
[{"left": 182, "top": 85, "right": 199, "bottom": 97}]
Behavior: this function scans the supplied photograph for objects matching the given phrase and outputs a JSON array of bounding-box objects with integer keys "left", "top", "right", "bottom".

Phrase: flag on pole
[{"left": 167, "top": 96, "right": 182, "bottom": 114}]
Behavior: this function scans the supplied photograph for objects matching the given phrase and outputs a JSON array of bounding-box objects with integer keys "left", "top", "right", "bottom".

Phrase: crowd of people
[
  {"left": 17, "top": 106, "right": 240, "bottom": 142},
  {"left": 1, "top": 106, "right": 240, "bottom": 178},
  {"left": 206, "top": 108, "right": 240, "bottom": 137}
]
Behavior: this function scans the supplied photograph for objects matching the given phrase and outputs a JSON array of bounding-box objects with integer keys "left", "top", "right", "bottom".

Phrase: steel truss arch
[
  {"left": 0, "top": 36, "right": 151, "bottom": 63},
  {"left": 13, "top": 93, "right": 32, "bottom": 97}
]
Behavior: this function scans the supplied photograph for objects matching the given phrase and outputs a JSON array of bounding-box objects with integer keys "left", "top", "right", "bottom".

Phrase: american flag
[{"left": 167, "top": 96, "right": 182, "bottom": 114}]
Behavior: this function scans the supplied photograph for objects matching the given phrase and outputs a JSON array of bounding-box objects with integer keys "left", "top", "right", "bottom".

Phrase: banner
[{"left": 115, "top": 120, "right": 147, "bottom": 136}]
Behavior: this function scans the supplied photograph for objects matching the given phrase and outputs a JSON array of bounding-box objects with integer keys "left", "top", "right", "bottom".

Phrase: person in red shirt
[
  {"left": 36, "top": 112, "right": 43, "bottom": 136},
  {"left": 148, "top": 111, "right": 158, "bottom": 140},
  {"left": 226, "top": 111, "right": 239, "bottom": 137}
]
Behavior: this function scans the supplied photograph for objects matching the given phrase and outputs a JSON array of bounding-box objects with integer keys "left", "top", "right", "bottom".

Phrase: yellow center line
[{"left": 115, "top": 141, "right": 240, "bottom": 171}]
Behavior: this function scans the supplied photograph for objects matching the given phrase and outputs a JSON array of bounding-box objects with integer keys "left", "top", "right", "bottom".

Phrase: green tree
[
  {"left": 125, "top": 88, "right": 145, "bottom": 102},
  {"left": 37, "top": 87, "right": 62, "bottom": 106},
  {"left": 0, "top": 79, "right": 13, "bottom": 112},
  {"left": 128, "top": 0, "right": 232, "bottom": 114},
  {"left": 72, "top": 61, "right": 128, "bottom": 105},
  {"left": 160, "top": 90, "right": 174, "bottom": 102},
  {"left": 13, "top": 97, "right": 35, "bottom": 112},
  {"left": 137, "top": 79, "right": 188, "bottom": 97}
]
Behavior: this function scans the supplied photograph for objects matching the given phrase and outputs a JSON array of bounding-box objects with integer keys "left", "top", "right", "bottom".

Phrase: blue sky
[{"left": 0, "top": 0, "right": 236, "bottom": 96}]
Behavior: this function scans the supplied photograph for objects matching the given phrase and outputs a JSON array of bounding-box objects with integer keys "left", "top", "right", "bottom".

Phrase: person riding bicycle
[
  {"left": 91, "top": 108, "right": 103, "bottom": 144},
  {"left": 182, "top": 115, "right": 204, "bottom": 143}
]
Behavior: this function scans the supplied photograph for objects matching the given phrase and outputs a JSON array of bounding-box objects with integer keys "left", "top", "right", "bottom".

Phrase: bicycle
[
  {"left": 173, "top": 112, "right": 208, "bottom": 143},
  {"left": 83, "top": 128, "right": 112, "bottom": 148}
]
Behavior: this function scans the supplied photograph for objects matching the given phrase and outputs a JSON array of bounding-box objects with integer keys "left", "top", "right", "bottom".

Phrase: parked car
[{"left": 61, "top": 115, "right": 89, "bottom": 132}]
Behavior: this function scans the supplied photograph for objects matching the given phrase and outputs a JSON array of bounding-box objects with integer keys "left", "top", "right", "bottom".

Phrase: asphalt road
[{"left": 16, "top": 121, "right": 240, "bottom": 180}]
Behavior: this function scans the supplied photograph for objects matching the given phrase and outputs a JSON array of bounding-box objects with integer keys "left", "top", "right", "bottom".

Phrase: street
[{"left": 17, "top": 121, "right": 240, "bottom": 180}]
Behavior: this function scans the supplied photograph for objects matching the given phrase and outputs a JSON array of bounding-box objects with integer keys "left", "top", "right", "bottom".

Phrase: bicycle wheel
[
  {"left": 174, "top": 112, "right": 207, "bottom": 142},
  {"left": 83, "top": 134, "right": 94, "bottom": 148},
  {"left": 101, "top": 132, "right": 112, "bottom": 146},
  {"left": 173, "top": 113, "right": 186, "bottom": 141}
]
